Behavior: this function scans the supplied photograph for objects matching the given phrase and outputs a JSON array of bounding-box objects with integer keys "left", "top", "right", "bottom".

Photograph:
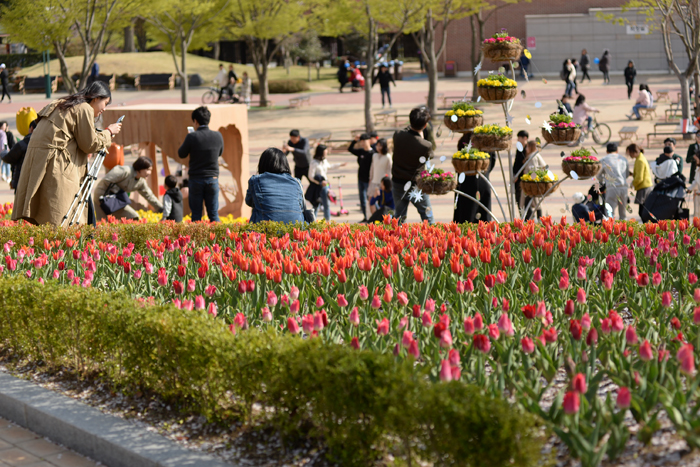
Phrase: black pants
[
  {"left": 581, "top": 67, "right": 591, "bottom": 82},
  {"left": 603, "top": 71, "right": 610, "bottom": 83},
  {"left": 1, "top": 83, "right": 10, "bottom": 102},
  {"left": 626, "top": 80, "right": 634, "bottom": 99},
  {"left": 294, "top": 165, "right": 309, "bottom": 182}
]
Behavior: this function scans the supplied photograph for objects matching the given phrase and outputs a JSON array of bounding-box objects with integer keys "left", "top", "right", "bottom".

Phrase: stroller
[{"left": 641, "top": 174, "right": 689, "bottom": 223}]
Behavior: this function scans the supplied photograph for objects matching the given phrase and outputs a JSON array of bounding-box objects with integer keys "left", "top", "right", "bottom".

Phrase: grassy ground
[{"left": 19, "top": 52, "right": 339, "bottom": 91}]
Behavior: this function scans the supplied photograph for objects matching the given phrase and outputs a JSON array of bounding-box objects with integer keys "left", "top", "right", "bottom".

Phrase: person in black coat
[
  {"left": 0, "top": 64, "right": 10, "bottom": 103},
  {"left": 453, "top": 133, "right": 497, "bottom": 223},
  {"left": 337, "top": 60, "right": 349, "bottom": 93},
  {"left": 2, "top": 119, "right": 36, "bottom": 192},
  {"left": 373, "top": 64, "right": 396, "bottom": 108},
  {"left": 513, "top": 130, "right": 528, "bottom": 211},
  {"left": 624, "top": 61, "right": 636, "bottom": 99}
]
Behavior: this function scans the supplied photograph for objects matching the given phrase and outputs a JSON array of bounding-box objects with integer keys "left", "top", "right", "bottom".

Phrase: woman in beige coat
[
  {"left": 93, "top": 156, "right": 163, "bottom": 221},
  {"left": 12, "top": 82, "right": 122, "bottom": 225}
]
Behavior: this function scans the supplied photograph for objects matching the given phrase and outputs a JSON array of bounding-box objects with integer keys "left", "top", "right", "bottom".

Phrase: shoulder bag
[{"left": 99, "top": 182, "right": 131, "bottom": 215}]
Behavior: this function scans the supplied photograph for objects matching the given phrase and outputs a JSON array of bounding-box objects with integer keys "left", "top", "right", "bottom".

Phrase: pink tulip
[
  {"left": 639, "top": 340, "right": 653, "bottom": 361},
  {"left": 182, "top": 300, "right": 193, "bottom": 311},
  {"left": 601, "top": 270, "right": 614, "bottom": 290},
  {"left": 52, "top": 270, "right": 60, "bottom": 279},
  {"left": 529, "top": 281, "right": 539, "bottom": 294},
  {"left": 187, "top": 279, "right": 196, "bottom": 293},
  {"left": 533, "top": 268, "right": 542, "bottom": 282},
  {"left": 315, "top": 296, "right": 324, "bottom": 308},
  {"left": 586, "top": 327, "right": 598, "bottom": 346},
  {"left": 694, "top": 307, "right": 700, "bottom": 324},
  {"left": 290, "top": 299, "right": 300, "bottom": 314},
  {"left": 601, "top": 318, "right": 612, "bottom": 334},
  {"left": 290, "top": 286, "right": 299, "bottom": 300},
  {"left": 536, "top": 301, "right": 547, "bottom": 318},
  {"left": 572, "top": 373, "right": 587, "bottom": 394},
  {"left": 456, "top": 281, "right": 465, "bottom": 294},
  {"left": 564, "top": 299, "right": 575, "bottom": 316},
  {"left": 662, "top": 291, "right": 672, "bottom": 308},
  {"left": 576, "top": 287, "right": 586, "bottom": 304},
  {"left": 690, "top": 273, "right": 698, "bottom": 285},
  {"left": 359, "top": 285, "right": 369, "bottom": 300},
  {"left": 408, "top": 339, "right": 420, "bottom": 358},
  {"left": 172, "top": 298, "right": 182, "bottom": 309},
  {"left": 205, "top": 285, "right": 216, "bottom": 296},
  {"left": 610, "top": 311, "right": 624, "bottom": 332},
  {"left": 626, "top": 325, "right": 638, "bottom": 344},
  {"left": 376, "top": 317, "right": 390, "bottom": 335},
  {"left": 496, "top": 270, "right": 507, "bottom": 285},
  {"left": 488, "top": 323, "right": 500, "bottom": 340},
  {"left": 267, "top": 291, "right": 278, "bottom": 306},
  {"left": 464, "top": 279, "right": 474, "bottom": 292},
  {"left": 396, "top": 291, "right": 409, "bottom": 306},
  {"left": 371, "top": 295, "right": 382, "bottom": 309},
  {"left": 497, "top": 313, "right": 514, "bottom": 337},
  {"left": 314, "top": 312, "right": 325, "bottom": 331},
  {"left": 208, "top": 302, "right": 217, "bottom": 317},
  {"left": 402, "top": 330, "right": 413, "bottom": 348},
  {"left": 302, "top": 315, "right": 314, "bottom": 334},
  {"left": 652, "top": 272, "right": 662, "bottom": 287},
  {"left": 337, "top": 294, "right": 348, "bottom": 307},
  {"left": 617, "top": 387, "right": 631, "bottom": 409},
  {"left": 439, "top": 330, "right": 453, "bottom": 348},
  {"left": 678, "top": 343, "right": 695, "bottom": 374},
  {"left": 261, "top": 307, "right": 272, "bottom": 322},
  {"left": 448, "top": 349, "right": 460, "bottom": 366},
  {"left": 559, "top": 276, "right": 569, "bottom": 290},
  {"left": 195, "top": 295, "right": 206, "bottom": 310},
  {"left": 398, "top": 316, "right": 408, "bottom": 329},
  {"left": 563, "top": 391, "right": 580, "bottom": 414},
  {"left": 694, "top": 289, "right": 700, "bottom": 303},
  {"left": 577, "top": 266, "right": 587, "bottom": 281},
  {"left": 521, "top": 336, "right": 535, "bottom": 354},
  {"left": 474, "top": 313, "right": 484, "bottom": 330},
  {"left": 422, "top": 311, "right": 433, "bottom": 327},
  {"left": 581, "top": 313, "right": 591, "bottom": 330},
  {"left": 464, "top": 317, "right": 475, "bottom": 335},
  {"left": 287, "top": 317, "right": 300, "bottom": 334},
  {"left": 349, "top": 307, "right": 360, "bottom": 326},
  {"left": 425, "top": 298, "right": 436, "bottom": 312},
  {"left": 439, "top": 360, "right": 453, "bottom": 382}
]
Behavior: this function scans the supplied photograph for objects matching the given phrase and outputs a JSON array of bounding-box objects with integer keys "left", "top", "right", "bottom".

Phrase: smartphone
[
  {"left": 117, "top": 115, "right": 125, "bottom": 123},
  {"left": 187, "top": 126, "right": 195, "bottom": 133}
]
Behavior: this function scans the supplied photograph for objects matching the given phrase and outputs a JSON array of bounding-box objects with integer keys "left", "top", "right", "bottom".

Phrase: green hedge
[
  {"left": 252, "top": 79, "right": 310, "bottom": 94},
  {"left": 0, "top": 277, "right": 545, "bottom": 466}
]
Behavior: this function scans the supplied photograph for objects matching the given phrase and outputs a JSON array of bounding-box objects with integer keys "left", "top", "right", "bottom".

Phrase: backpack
[{"left": 560, "top": 69, "right": 567, "bottom": 81}]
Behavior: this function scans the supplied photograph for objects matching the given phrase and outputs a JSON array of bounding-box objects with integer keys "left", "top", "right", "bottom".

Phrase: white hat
[
  {"left": 572, "top": 192, "right": 586, "bottom": 204},
  {"left": 0, "top": 64, "right": 6, "bottom": 69}
]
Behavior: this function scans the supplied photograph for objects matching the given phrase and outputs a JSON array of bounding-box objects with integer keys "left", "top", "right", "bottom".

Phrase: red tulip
[
  {"left": 337, "top": 294, "right": 348, "bottom": 307},
  {"left": 576, "top": 287, "right": 586, "bottom": 304},
  {"left": 662, "top": 291, "right": 672, "bottom": 308},
  {"left": 529, "top": 282, "right": 539, "bottom": 294},
  {"left": 408, "top": 339, "right": 420, "bottom": 358},
  {"left": 601, "top": 318, "right": 612, "bottom": 334},
  {"left": 639, "top": 340, "right": 653, "bottom": 361},
  {"left": 522, "top": 248, "right": 532, "bottom": 263},
  {"left": 397, "top": 292, "right": 409, "bottom": 306},
  {"left": 671, "top": 317, "right": 681, "bottom": 330},
  {"left": 439, "top": 360, "right": 453, "bottom": 382},
  {"left": 586, "top": 328, "right": 598, "bottom": 346},
  {"left": 677, "top": 343, "right": 695, "bottom": 374},
  {"left": 533, "top": 268, "right": 542, "bottom": 282},
  {"left": 448, "top": 348, "right": 460, "bottom": 366},
  {"left": 617, "top": 387, "right": 631, "bottom": 409},
  {"left": 463, "top": 317, "right": 475, "bottom": 335},
  {"left": 563, "top": 391, "right": 580, "bottom": 414},
  {"left": 690, "top": 273, "right": 698, "bottom": 285},
  {"left": 521, "top": 336, "right": 535, "bottom": 354},
  {"left": 610, "top": 311, "right": 624, "bottom": 332},
  {"left": 474, "top": 313, "right": 484, "bottom": 330},
  {"left": 564, "top": 299, "right": 575, "bottom": 316},
  {"left": 652, "top": 272, "right": 662, "bottom": 287},
  {"left": 484, "top": 274, "right": 495, "bottom": 290},
  {"left": 237, "top": 280, "right": 247, "bottom": 294},
  {"left": 637, "top": 273, "right": 649, "bottom": 287},
  {"left": 543, "top": 327, "right": 557, "bottom": 343},
  {"left": 569, "top": 319, "right": 582, "bottom": 341},
  {"left": 497, "top": 313, "right": 514, "bottom": 337},
  {"left": 172, "top": 280, "right": 184, "bottom": 295},
  {"left": 350, "top": 336, "right": 360, "bottom": 349},
  {"left": 439, "top": 330, "right": 453, "bottom": 348},
  {"left": 572, "top": 373, "right": 587, "bottom": 394},
  {"left": 413, "top": 265, "right": 424, "bottom": 282},
  {"left": 376, "top": 318, "right": 390, "bottom": 335},
  {"left": 694, "top": 289, "right": 700, "bottom": 303},
  {"left": 625, "top": 325, "right": 638, "bottom": 344},
  {"left": 473, "top": 334, "right": 491, "bottom": 353},
  {"left": 694, "top": 307, "right": 700, "bottom": 324},
  {"left": 521, "top": 304, "right": 536, "bottom": 320}
]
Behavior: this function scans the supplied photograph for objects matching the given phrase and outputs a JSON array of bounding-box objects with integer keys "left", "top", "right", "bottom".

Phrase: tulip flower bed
[{"left": 3, "top": 216, "right": 700, "bottom": 466}]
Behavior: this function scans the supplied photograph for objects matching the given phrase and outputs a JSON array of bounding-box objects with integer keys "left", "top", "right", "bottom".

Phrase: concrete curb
[{"left": 0, "top": 372, "right": 230, "bottom": 467}]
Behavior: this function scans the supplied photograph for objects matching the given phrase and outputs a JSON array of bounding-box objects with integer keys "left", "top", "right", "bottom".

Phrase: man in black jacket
[
  {"left": 178, "top": 106, "right": 224, "bottom": 222},
  {"left": 283, "top": 129, "right": 311, "bottom": 181},
  {"left": 391, "top": 106, "right": 434, "bottom": 223},
  {"left": 0, "top": 64, "right": 10, "bottom": 104},
  {"left": 2, "top": 119, "right": 36, "bottom": 192},
  {"left": 373, "top": 63, "right": 396, "bottom": 108},
  {"left": 349, "top": 133, "right": 374, "bottom": 221}
]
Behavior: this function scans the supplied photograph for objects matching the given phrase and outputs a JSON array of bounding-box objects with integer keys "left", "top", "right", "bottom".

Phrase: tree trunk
[
  {"left": 308, "top": 62, "right": 312, "bottom": 82},
  {"left": 694, "top": 69, "right": 700, "bottom": 112},
  {"left": 123, "top": 24, "right": 135, "bottom": 53},
  {"left": 135, "top": 18, "right": 148, "bottom": 52},
  {"left": 212, "top": 41, "right": 220, "bottom": 60},
  {"left": 470, "top": 15, "right": 479, "bottom": 98},
  {"left": 180, "top": 38, "right": 189, "bottom": 104},
  {"left": 54, "top": 41, "right": 76, "bottom": 94},
  {"left": 680, "top": 75, "right": 691, "bottom": 122},
  {"left": 364, "top": 12, "right": 378, "bottom": 132},
  {"left": 317, "top": 63, "right": 321, "bottom": 80},
  {"left": 248, "top": 38, "right": 271, "bottom": 107}
]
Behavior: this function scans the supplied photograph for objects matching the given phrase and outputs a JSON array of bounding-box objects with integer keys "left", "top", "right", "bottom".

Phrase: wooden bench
[
  {"left": 665, "top": 103, "right": 682, "bottom": 121},
  {"left": 134, "top": 73, "right": 175, "bottom": 91},
  {"left": 350, "top": 127, "right": 400, "bottom": 138},
  {"left": 94, "top": 74, "right": 116, "bottom": 91},
  {"left": 656, "top": 89, "right": 671, "bottom": 102},
  {"left": 426, "top": 93, "right": 444, "bottom": 105},
  {"left": 19, "top": 76, "right": 58, "bottom": 94},
  {"left": 638, "top": 105, "right": 657, "bottom": 120},
  {"left": 619, "top": 126, "right": 639, "bottom": 143},
  {"left": 289, "top": 95, "right": 311, "bottom": 108},
  {"left": 373, "top": 109, "right": 397, "bottom": 126}
]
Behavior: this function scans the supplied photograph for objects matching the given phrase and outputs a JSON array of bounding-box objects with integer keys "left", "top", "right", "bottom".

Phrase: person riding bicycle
[
  {"left": 215, "top": 64, "right": 230, "bottom": 102},
  {"left": 573, "top": 94, "right": 598, "bottom": 131}
]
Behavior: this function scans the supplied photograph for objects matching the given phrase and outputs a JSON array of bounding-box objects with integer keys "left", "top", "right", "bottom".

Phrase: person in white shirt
[
  {"left": 650, "top": 146, "right": 680, "bottom": 182},
  {"left": 307, "top": 144, "right": 347, "bottom": 221},
  {"left": 600, "top": 142, "right": 630, "bottom": 220},
  {"left": 572, "top": 94, "right": 599, "bottom": 131},
  {"left": 368, "top": 138, "right": 392, "bottom": 197},
  {"left": 215, "top": 64, "right": 229, "bottom": 102}
]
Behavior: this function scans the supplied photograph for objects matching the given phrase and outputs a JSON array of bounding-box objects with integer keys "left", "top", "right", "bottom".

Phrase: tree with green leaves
[
  {"left": 408, "top": 0, "right": 475, "bottom": 116},
  {"left": 291, "top": 31, "right": 326, "bottom": 82},
  {"left": 612, "top": 1, "right": 700, "bottom": 121},
  {"left": 1, "top": 0, "right": 139, "bottom": 93},
  {"left": 227, "top": 0, "right": 311, "bottom": 107},
  {"left": 144, "top": 0, "right": 229, "bottom": 104}
]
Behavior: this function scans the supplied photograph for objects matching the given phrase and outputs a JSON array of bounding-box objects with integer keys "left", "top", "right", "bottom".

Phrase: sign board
[
  {"left": 526, "top": 36, "right": 536, "bottom": 49},
  {"left": 626, "top": 25, "right": 649, "bottom": 35}
]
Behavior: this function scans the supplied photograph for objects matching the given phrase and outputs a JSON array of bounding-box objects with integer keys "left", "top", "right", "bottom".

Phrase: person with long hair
[
  {"left": 307, "top": 144, "right": 347, "bottom": 221},
  {"left": 572, "top": 94, "right": 599, "bottom": 131},
  {"left": 579, "top": 49, "right": 591, "bottom": 82},
  {"left": 245, "top": 148, "right": 306, "bottom": 223},
  {"left": 12, "top": 81, "right": 121, "bottom": 225},
  {"left": 624, "top": 61, "right": 637, "bottom": 99},
  {"left": 599, "top": 50, "right": 611, "bottom": 84}
]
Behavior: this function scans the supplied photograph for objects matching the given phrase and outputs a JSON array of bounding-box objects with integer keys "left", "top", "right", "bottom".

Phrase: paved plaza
[{"left": 0, "top": 67, "right": 690, "bottom": 223}]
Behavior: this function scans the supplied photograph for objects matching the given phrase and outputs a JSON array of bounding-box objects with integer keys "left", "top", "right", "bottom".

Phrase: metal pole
[
  {"left": 494, "top": 149, "right": 512, "bottom": 222},
  {"left": 454, "top": 189, "right": 500, "bottom": 223},
  {"left": 473, "top": 170, "right": 508, "bottom": 222}
]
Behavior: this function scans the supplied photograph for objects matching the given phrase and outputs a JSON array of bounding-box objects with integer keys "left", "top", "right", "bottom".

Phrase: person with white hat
[{"left": 0, "top": 64, "right": 10, "bottom": 104}]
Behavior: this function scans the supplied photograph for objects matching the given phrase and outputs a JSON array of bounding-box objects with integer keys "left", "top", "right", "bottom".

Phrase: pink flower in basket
[{"left": 496, "top": 37, "right": 506, "bottom": 42}]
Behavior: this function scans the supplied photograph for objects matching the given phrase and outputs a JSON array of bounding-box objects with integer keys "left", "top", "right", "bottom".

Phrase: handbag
[
  {"left": 99, "top": 183, "right": 131, "bottom": 215},
  {"left": 297, "top": 178, "right": 316, "bottom": 223}
]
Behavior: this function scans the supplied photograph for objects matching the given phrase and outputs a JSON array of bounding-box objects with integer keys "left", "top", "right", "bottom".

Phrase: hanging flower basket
[
  {"left": 471, "top": 124, "right": 512, "bottom": 152},
  {"left": 561, "top": 148, "right": 601, "bottom": 179},
  {"left": 444, "top": 114, "right": 484, "bottom": 132},
  {"left": 541, "top": 114, "right": 581, "bottom": 144},
  {"left": 416, "top": 169, "right": 457, "bottom": 195},
  {"left": 476, "top": 74, "right": 517, "bottom": 101},
  {"left": 521, "top": 181, "right": 554, "bottom": 197},
  {"left": 452, "top": 147, "right": 491, "bottom": 175},
  {"left": 481, "top": 30, "right": 523, "bottom": 62}
]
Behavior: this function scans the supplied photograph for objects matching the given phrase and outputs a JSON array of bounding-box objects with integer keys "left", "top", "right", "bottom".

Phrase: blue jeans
[
  {"left": 1, "top": 162, "right": 9, "bottom": 180},
  {"left": 189, "top": 178, "right": 220, "bottom": 222},
  {"left": 391, "top": 180, "right": 434, "bottom": 224},
  {"left": 314, "top": 185, "right": 331, "bottom": 221},
  {"left": 381, "top": 86, "right": 391, "bottom": 106},
  {"left": 632, "top": 104, "right": 648, "bottom": 119},
  {"left": 358, "top": 180, "right": 369, "bottom": 220},
  {"left": 565, "top": 81, "right": 575, "bottom": 97}
]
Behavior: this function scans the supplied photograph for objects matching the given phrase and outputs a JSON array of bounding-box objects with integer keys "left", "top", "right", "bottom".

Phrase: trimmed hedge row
[
  {"left": 251, "top": 79, "right": 310, "bottom": 94},
  {"left": 0, "top": 277, "right": 545, "bottom": 466}
]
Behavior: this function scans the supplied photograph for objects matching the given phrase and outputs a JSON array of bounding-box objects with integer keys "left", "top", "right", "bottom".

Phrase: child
[
  {"left": 366, "top": 176, "right": 394, "bottom": 223},
  {"left": 161, "top": 175, "right": 183, "bottom": 222},
  {"left": 690, "top": 153, "right": 700, "bottom": 218}
]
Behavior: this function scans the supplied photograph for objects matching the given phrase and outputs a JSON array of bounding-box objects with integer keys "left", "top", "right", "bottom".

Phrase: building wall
[{"left": 440, "top": 0, "right": 678, "bottom": 75}]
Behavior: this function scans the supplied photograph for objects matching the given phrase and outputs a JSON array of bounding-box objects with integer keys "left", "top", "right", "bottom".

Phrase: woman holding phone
[{"left": 12, "top": 81, "right": 122, "bottom": 225}]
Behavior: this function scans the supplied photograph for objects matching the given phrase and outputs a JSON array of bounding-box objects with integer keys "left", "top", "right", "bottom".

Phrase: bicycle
[
  {"left": 578, "top": 114, "right": 611, "bottom": 145},
  {"left": 201, "top": 85, "right": 238, "bottom": 104}
]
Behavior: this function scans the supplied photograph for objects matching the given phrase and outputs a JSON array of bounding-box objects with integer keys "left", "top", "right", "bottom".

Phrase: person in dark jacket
[
  {"left": 365, "top": 176, "right": 394, "bottom": 223},
  {"left": 0, "top": 64, "right": 10, "bottom": 103},
  {"left": 161, "top": 175, "right": 183, "bottom": 222},
  {"left": 283, "top": 129, "right": 311, "bottom": 181},
  {"left": 624, "top": 61, "right": 636, "bottom": 99},
  {"left": 246, "top": 147, "right": 305, "bottom": 224},
  {"left": 599, "top": 50, "right": 610, "bottom": 84},
  {"left": 687, "top": 131, "right": 700, "bottom": 184},
  {"left": 337, "top": 60, "right": 349, "bottom": 93},
  {"left": 454, "top": 133, "right": 496, "bottom": 223},
  {"left": 373, "top": 63, "right": 396, "bottom": 108},
  {"left": 177, "top": 106, "right": 224, "bottom": 222},
  {"left": 513, "top": 130, "right": 528, "bottom": 211},
  {"left": 2, "top": 119, "right": 36, "bottom": 192},
  {"left": 349, "top": 133, "right": 374, "bottom": 221},
  {"left": 580, "top": 49, "right": 591, "bottom": 82},
  {"left": 558, "top": 95, "right": 573, "bottom": 115},
  {"left": 391, "top": 106, "right": 434, "bottom": 223}
]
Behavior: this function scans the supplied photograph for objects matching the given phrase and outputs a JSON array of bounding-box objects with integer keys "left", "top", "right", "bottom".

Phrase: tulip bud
[
  {"left": 572, "top": 373, "right": 587, "bottom": 394},
  {"left": 563, "top": 391, "right": 580, "bottom": 414},
  {"left": 316, "top": 296, "right": 324, "bottom": 308},
  {"left": 521, "top": 336, "right": 535, "bottom": 354},
  {"left": 439, "top": 360, "right": 453, "bottom": 382},
  {"left": 349, "top": 307, "right": 360, "bottom": 326},
  {"left": 464, "top": 317, "right": 475, "bottom": 335},
  {"left": 616, "top": 387, "right": 631, "bottom": 409},
  {"left": 533, "top": 268, "right": 542, "bottom": 282},
  {"left": 261, "top": 307, "right": 272, "bottom": 322},
  {"left": 564, "top": 299, "right": 575, "bottom": 316},
  {"left": 639, "top": 340, "right": 653, "bottom": 361},
  {"left": 529, "top": 281, "right": 539, "bottom": 294},
  {"left": 408, "top": 339, "right": 420, "bottom": 358},
  {"left": 576, "top": 287, "right": 586, "bottom": 304},
  {"left": 337, "top": 294, "right": 348, "bottom": 307},
  {"left": 359, "top": 285, "right": 369, "bottom": 300},
  {"left": 287, "top": 317, "right": 300, "bottom": 334}
]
